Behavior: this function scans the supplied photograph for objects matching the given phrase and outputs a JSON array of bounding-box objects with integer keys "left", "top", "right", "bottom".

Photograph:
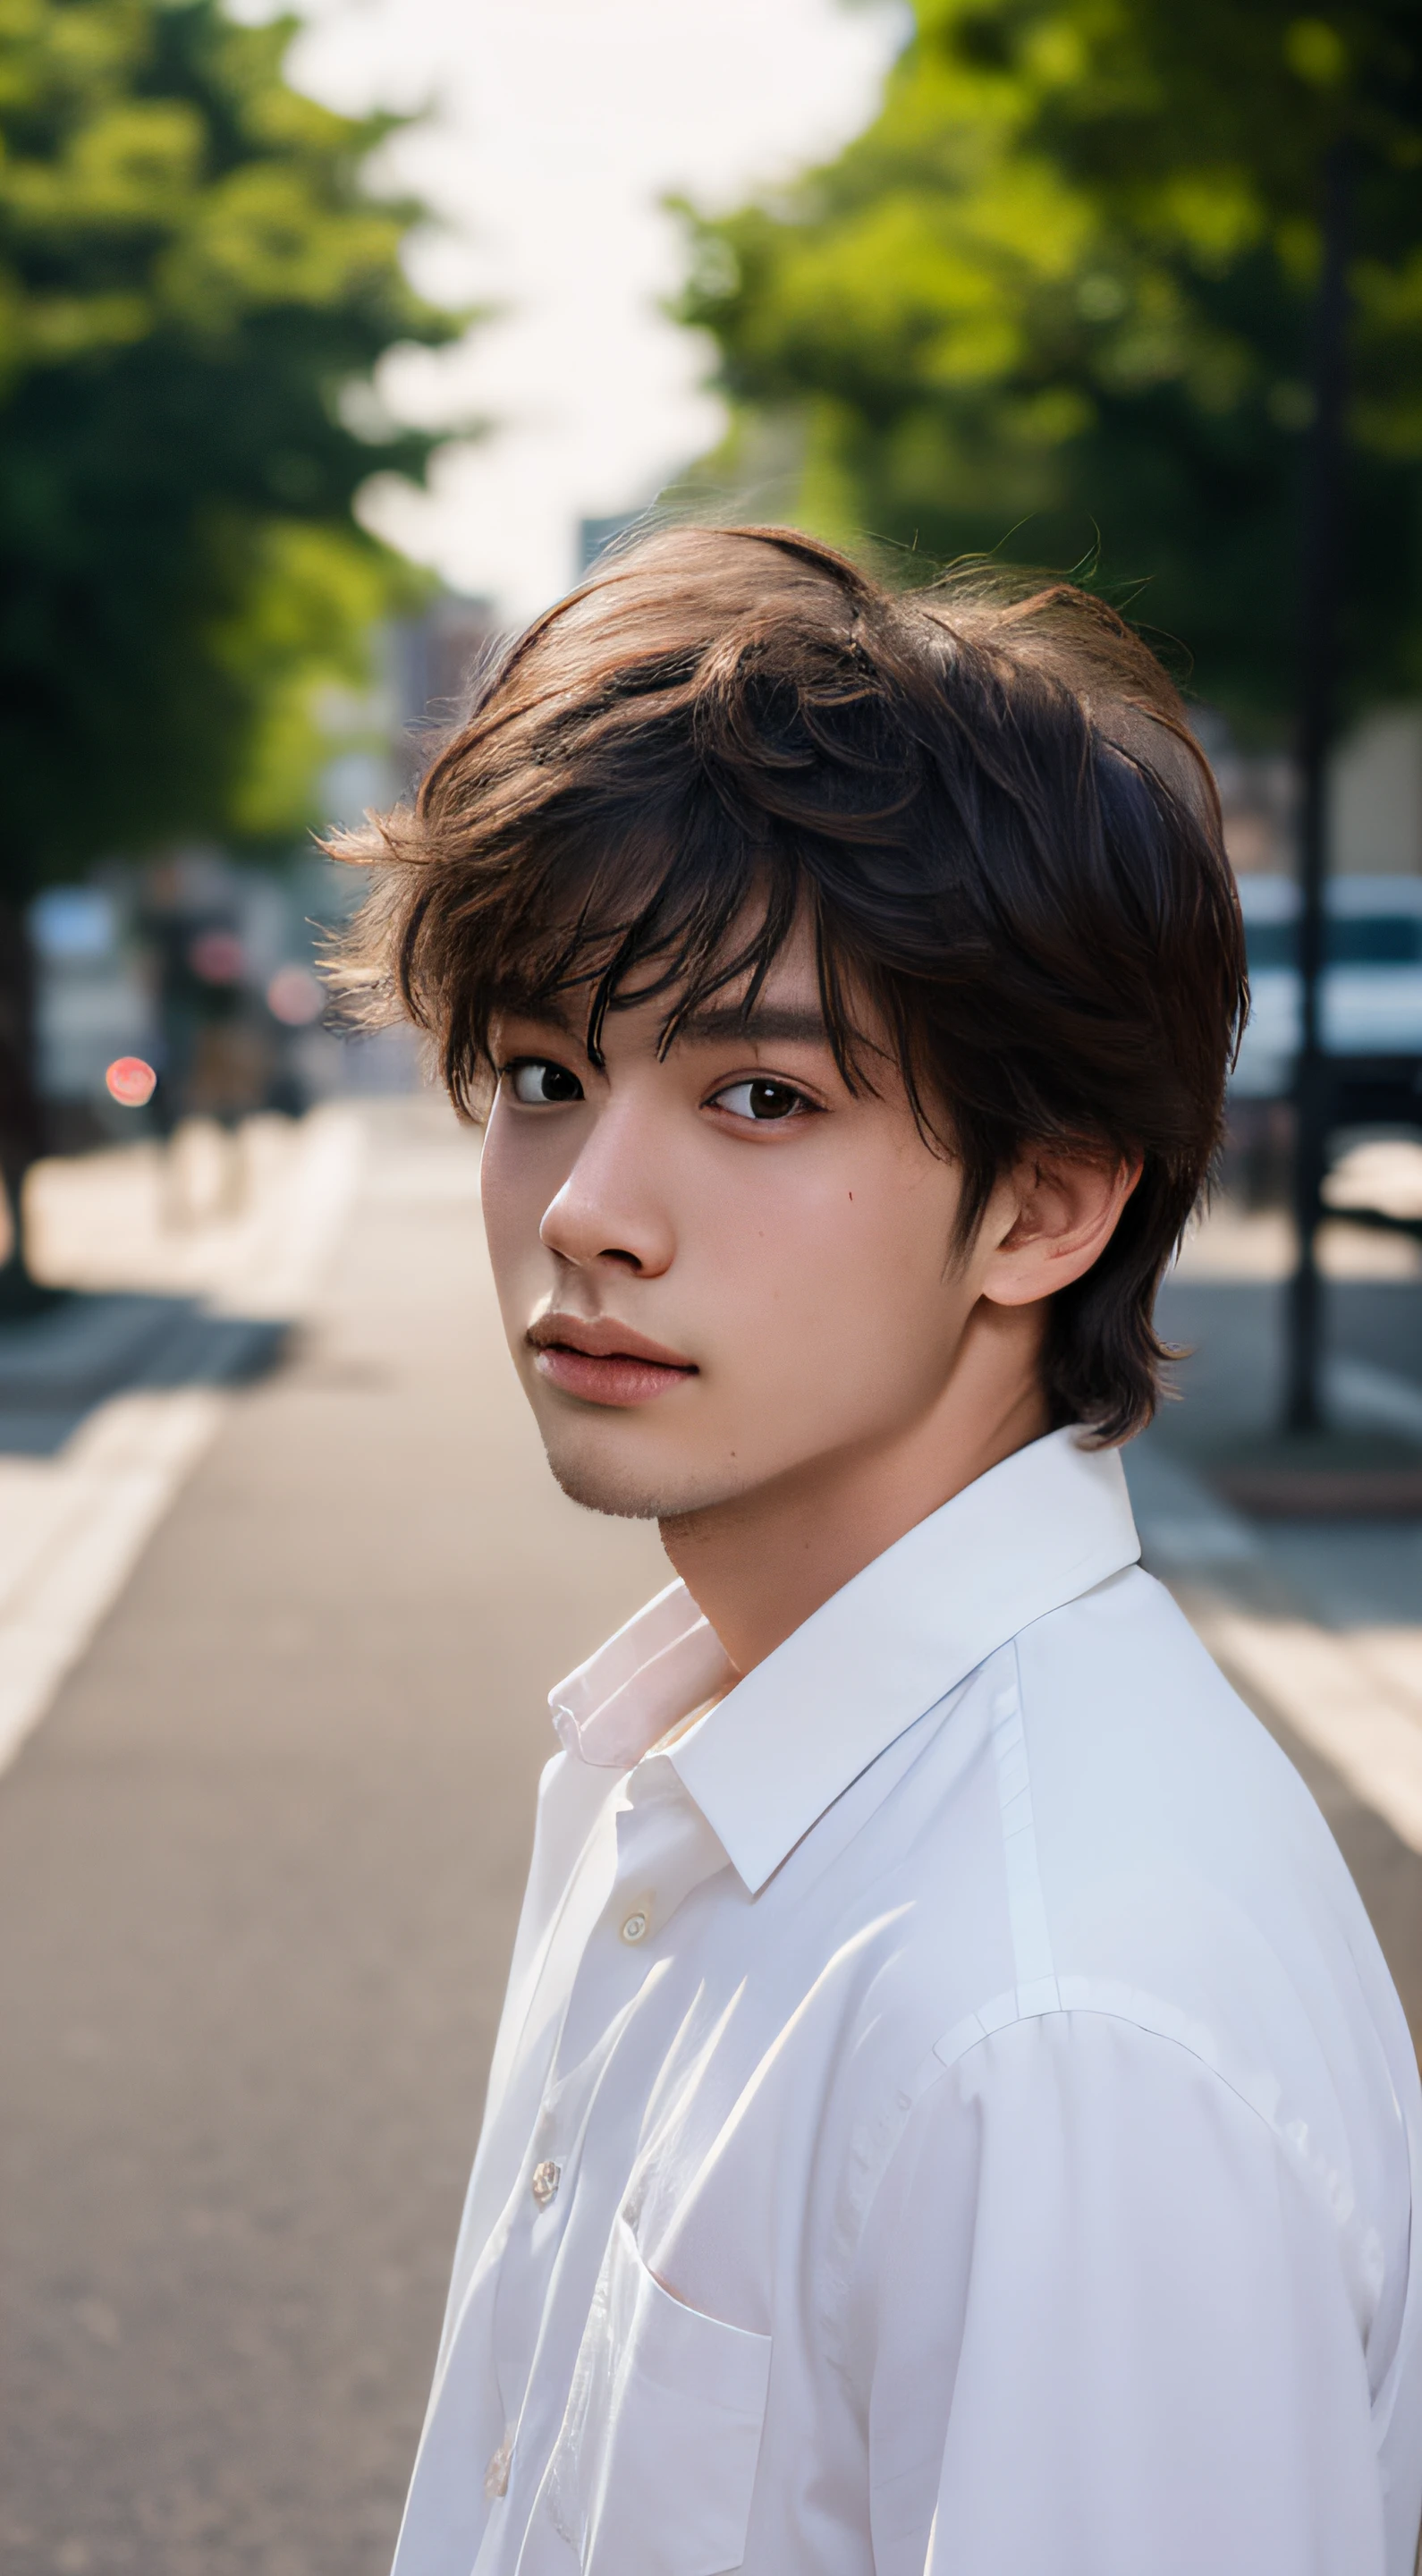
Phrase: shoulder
[
  {"left": 855, "top": 2004, "right": 1411, "bottom": 2430},
  {"left": 853, "top": 1564, "right": 1416, "bottom": 2250},
  {"left": 982, "top": 1568, "right": 1418, "bottom": 2257},
  {"left": 1011, "top": 1563, "right": 1386, "bottom": 2037}
]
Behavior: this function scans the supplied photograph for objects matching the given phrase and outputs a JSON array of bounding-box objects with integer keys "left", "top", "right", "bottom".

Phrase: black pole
[
  {"left": 0, "top": 898, "right": 45, "bottom": 1311},
  {"left": 1284, "top": 138, "right": 1351, "bottom": 1434}
]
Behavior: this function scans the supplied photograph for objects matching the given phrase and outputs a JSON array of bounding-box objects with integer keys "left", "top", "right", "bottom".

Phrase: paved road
[
  {"left": 0, "top": 1102, "right": 664, "bottom": 2576},
  {"left": 2, "top": 1103, "right": 1421, "bottom": 2576}
]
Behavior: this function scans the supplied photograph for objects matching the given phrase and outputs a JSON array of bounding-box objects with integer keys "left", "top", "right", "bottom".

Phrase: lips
[{"left": 527, "top": 1315, "right": 697, "bottom": 1409}]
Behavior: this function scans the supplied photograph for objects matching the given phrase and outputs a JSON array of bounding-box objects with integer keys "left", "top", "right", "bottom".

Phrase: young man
[{"left": 340, "top": 527, "right": 1422, "bottom": 2574}]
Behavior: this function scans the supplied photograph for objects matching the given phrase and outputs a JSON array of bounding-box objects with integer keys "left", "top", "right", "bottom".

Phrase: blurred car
[{"left": 1232, "top": 874, "right": 1422, "bottom": 1099}]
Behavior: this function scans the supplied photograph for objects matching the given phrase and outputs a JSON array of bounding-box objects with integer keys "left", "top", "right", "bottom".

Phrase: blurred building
[
  {"left": 1217, "top": 705, "right": 1422, "bottom": 884},
  {"left": 1330, "top": 710, "right": 1422, "bottom": 879},
  {"left": 392, "top": 593, "right": 500, "bottom": 786}
]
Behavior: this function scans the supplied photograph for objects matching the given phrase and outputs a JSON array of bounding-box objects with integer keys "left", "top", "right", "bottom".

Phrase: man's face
[{"left": 479, "top": 926, "right": 994, "bottom": 1524}]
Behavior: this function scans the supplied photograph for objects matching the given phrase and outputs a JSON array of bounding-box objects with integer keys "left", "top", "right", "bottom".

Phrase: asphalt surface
[
  {"left": 0, "top": 1102, "right": 664, "bottom": 2576},
  {"left": 2, "top": 1106, "right": 1421, "bottom": 2576}
]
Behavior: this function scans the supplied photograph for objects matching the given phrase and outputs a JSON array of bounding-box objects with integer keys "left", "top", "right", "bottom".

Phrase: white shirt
[{"left": 393, "top": 1428, "right": 1422, "bottom": 2576}]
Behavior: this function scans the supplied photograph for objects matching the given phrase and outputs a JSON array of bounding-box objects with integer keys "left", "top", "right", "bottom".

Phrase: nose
[{"left": 538, "top": 1097, "right": 675, "bottom": 1276}]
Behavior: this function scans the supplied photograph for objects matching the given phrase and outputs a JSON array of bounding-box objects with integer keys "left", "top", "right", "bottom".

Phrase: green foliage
[
  {"left": 680, "top": 0, "right": 1422, "bottom": 729},
  {"left": 205, "top": 513, "right": 420, "bottom": 838},
  {"left": 0, "top": 0, "right": 454, "bottom": 891}
]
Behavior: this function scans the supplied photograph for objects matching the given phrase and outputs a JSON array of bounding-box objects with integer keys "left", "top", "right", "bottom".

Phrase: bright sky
[{"left": 250, "top": 0, "right": 903, "bottom": 622}]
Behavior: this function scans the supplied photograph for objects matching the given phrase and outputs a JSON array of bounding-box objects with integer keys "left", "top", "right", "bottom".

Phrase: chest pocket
[{"left": 545, "top": 2212, "right": 773, "bottom": 2575}]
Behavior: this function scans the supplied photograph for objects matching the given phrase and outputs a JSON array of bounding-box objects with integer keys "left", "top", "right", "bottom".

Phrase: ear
[{"left": 978, "top": 1151, "right": 1142, "bottom": 1309}]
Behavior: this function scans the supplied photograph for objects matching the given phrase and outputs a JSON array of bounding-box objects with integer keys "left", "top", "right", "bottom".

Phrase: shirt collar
[
  {"left": 547, "top": 1425, "right": 1140, "bottom": 1894},
  {"left": 549, "top": 1579, "right": 736, "bottom": 1771}
]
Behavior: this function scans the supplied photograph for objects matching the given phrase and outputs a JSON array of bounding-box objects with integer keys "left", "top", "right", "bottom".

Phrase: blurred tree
[
  {"left": 0, "top": 0, "right": 455, "bottom": 1287},
  {"left": 680, "top": 0, "right": 1422, "bottom": 730}
]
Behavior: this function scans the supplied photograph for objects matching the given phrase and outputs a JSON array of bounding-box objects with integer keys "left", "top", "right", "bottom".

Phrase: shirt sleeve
[{"left": 855, "top": 2008, "right": 1387, "bottom": 2576}]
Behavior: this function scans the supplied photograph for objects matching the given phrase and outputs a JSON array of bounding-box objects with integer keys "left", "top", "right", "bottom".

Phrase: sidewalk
[{"left": 0, "top": 1112, "right": 366, "bottom": 1779}]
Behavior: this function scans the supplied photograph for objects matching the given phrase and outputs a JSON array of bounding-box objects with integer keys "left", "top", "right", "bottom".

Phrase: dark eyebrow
[
  {"left": 671, "top": 1003, "right": 831, "bottom": 1048},
  {"left": 495, "top": 995, "right": 834, "bottom": 1054},
  {"left": 496, "top": 995, "right": 580, "bottom": 1038}
]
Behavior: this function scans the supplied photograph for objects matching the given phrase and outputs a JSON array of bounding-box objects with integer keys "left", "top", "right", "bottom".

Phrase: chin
[{"left": 540, "top": 1430, "right": 744, "bottom": 1525}]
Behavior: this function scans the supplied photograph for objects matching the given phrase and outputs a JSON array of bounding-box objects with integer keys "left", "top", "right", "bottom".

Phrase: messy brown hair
[{"left": 330, "top": 524, "right": 1247, "bottom": 1443}]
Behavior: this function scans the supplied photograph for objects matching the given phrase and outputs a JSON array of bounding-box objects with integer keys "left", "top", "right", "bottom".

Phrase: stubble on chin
[{"left": 538, "top": 1427, "right": 746, "bottom": 1528}]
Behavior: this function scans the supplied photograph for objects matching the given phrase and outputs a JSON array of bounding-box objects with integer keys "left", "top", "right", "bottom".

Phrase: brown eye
[
  {"left": 713, "top": 1079, "right": 807, "bottom": 1123},
  {"left": 509, "top": 1060, "right": 583, "bottom": 1105}
]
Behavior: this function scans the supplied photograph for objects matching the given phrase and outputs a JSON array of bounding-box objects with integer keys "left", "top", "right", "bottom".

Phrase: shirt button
[
  {"left": 621, "top": 1909, "right": 648, "bottom": 1944},
  {"left": 484, "top": 2431, "right": 512, "bottom": 2501},
  {"left": 531, "top": 2158, "right": 561, "bottom": 2209}
]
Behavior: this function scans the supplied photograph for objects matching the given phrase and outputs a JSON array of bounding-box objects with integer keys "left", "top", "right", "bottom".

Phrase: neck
[{"left": 658, "top": 1301, "right": 1050, "bottom": 1676}]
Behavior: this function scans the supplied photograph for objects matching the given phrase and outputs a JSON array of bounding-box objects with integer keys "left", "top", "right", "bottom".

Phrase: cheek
[
  {"left": 694, "top": 1144, "right": 963, "bottom": 1377},
  {"left": 478, "top": 1104, "right": 561, "bottom": 1283}
]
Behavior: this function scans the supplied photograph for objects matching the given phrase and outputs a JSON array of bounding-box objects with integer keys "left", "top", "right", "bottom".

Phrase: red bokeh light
[
  {"left": 267, "top": 963, "right": 324, "bottom": 1027},
  {"left": 106, "top": 1056, "right": 157, "bottom": 1108},
  {"left": 188, "top": 929, "right": 245, "bottom": 985}
]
